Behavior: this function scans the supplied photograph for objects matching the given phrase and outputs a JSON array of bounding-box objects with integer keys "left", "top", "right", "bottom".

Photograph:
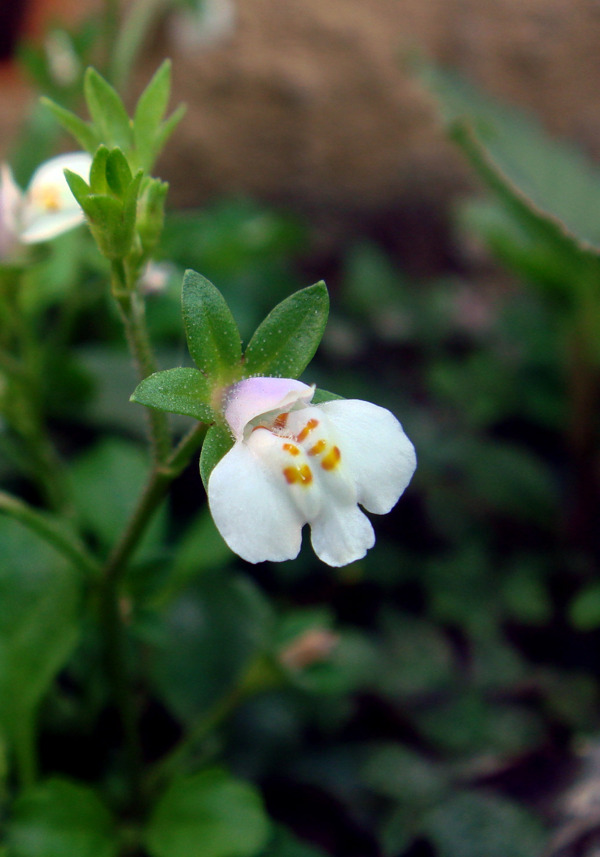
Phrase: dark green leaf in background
[
  {"left": 423, "top": 790, "right": 546, "bottom": 857},
  {"left": 148, "top": 573, "right": 272, "bottom": 723},
  {"left": 0, "top": 519, "right": 81, "bottom": 748},
  {"left": 146, "top": 768, "right": 271, "bottom": 857},
  {"left": 7, "top": 777, "right": 118, "bottom": 857},
  {"left": 69, "top": 438, "right": 165, "bottom": 557}
]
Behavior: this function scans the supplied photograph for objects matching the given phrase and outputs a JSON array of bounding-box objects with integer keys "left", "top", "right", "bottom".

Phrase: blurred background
[{"left": 3, "top": 2, "right": 600, "bottom": 856}]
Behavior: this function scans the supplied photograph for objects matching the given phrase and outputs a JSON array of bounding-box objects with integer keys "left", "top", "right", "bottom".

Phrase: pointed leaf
[
  {"left": 146, "top": 769, "right": 270, "bottom": 857},
  {"left": 182, "top": 270, "right": 242, "bottom": 379},
  {"left": 105, "top": 147, "right": 133, "bottom": 197},
  {"left": 243, "top": 281, "right": 329, "bottom": 378},
  {"left": 199, "top": 423, "right": 234, "bottom": 489},
  {"left": 419, "top": 62, "right": 600, "bottom": 259},
  {"left": 8, "top": 777, "right": 118, "bottom": 857},
  {"left": 41, "top": 97, "right": 100, "bottom": 153},
  {"left": 131, "top": 367, "right": 216, "bottom": 421},
  {"left": 153, "top": 104, "right": 187, "bottom": 164},
  {"left": 133, "top": 60, "right": 173, "bottom": 170},
  {"left": 84, "top": 67, "right": 132, "bottom": 151}
]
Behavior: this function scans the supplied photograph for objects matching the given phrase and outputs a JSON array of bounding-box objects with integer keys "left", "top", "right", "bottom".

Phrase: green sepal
[
  {"left": 89, "top": 146, "right": 109, "bottom": 194},
  {"left": 131, "top": 367, "right": 216, "bottom": 422},
  {"left": 133, "top": 60, "right": 185, "bottom": 172},
  {"left": 106, "top": 147, "right": 133, "bottom": 197},
  {"left": 63, "top": 169, "right": 91, "bottom": 207},
  {"left": 137, "top": 177, "right": 168, "bottom": 253},
  {"left": 243, "top": 281, "right": 329, "bottom": 379},
  {"left": 182, "top": 270, "right": 242, "bottom": 381},
  {"left": 311, "top": 387, "right": 345, "bottom": 404},
  {"left": 199, "top": 424, "right": 234, "bottom": 490},
  {"left": 40, "top": 97, "right": 101, "bottom": 154},
  {"left": 84, "top": 67, "right": 133, "bottom": 152}
]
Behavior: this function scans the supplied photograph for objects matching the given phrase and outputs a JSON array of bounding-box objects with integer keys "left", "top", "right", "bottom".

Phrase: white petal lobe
[
  {"left": 208, "top": 440, "right": 304, "bottom": 563},
  {"left": 310, "top": 502, "right": 375, "bottom": 567},
  {"left": 320, "top": 399, "right": 416, "bottom": 514}
]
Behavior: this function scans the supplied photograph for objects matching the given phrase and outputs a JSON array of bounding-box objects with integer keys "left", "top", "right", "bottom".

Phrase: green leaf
[
  {"left": 199, "top": 423, "right": 234, "bottom": 490},
  {"left": 419, "top": 62, "right": 600, "bottom": 261},
  {"left": 182, "top": 270, "right": 242, "bottom": 380},
  {"left": 148, "top": 573, "right": 271, "bottom": 722},
  {"left": 243, "top": 282, "right": 329, "bottom": 378},
  {"left": 153, "top": 104, "right": 187, "bottom": 166},
  {"left": 569, "top": 582, "right": 600, "bottom": 630},
  {"left": 162, "top": 507, "right": 231, "bottom": 600},
  {"left": 133, "top": 60, "right": 173, "bottom": 171},
  {"left": 146, "top": 769, "right": 270, "bottom": 857},
  {"left": 84, "top": 67, "right": 132, "bottom": 152},
  {"left": 40, "top": 97, "right": 100, "bottom": 153},
  {"left": 69, "top": 438, "right": 164, "bottom": 556},
  {"left": 131, "top": 367, "right": 216, "bottom": 421},
  {"left": 422, "top": 790, "right": 546, "bottom": 857},
  {"left": 8, "top": 777, "right": 118, "bottom": 857},
  {"left": 0, "top": 518, "right": 81, "bottom": 746},
  {"left": 105, "top": 147, "right": 133, "bottom": 197}
]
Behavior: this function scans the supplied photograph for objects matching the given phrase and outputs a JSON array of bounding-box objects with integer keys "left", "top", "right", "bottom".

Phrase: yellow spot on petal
[
  {"left": 308, "top": 439, "right": 327, "bottom": 456},
  {"left": 296, "top": 418, "right": 319, "bottom": 443},
  {"left": 283, "top": 464, "right": 313, "bottom": 486},
  {"left": 321, "top": 445, "right": 341, "bottom": 471},
  {"left": 283, "top": 443, "right": 300, "bottom": 456},
  {"left": 33, "top": 185, "right": 62, "bottom": 212}
]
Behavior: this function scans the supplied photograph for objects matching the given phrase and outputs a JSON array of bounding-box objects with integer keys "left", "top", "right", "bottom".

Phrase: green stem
[
  {"left": 100, "top": 422, "right": 208, "bottom": 811},
  {"left": 111, "top": 262, "right": 171, "bottom": 463},
  {"left": 0, "top": 491, "right": 100, "bottom": 577}
]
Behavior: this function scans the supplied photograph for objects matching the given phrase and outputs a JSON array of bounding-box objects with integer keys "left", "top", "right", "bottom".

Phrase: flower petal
[
  {"left": 319, "top": 399, "right": 416, "bottom": 514},
  {"left": 208, "top": 437, "right": 305, "bottom": 563},
  {"left": 223, "top": 377, "right": 314, "bottom": 440},
  {"left": 0, "top": 164, "right": 22, "bottom": 255},
  {"left": 20, "top": 152, "right": 91, "bottom": 243},
  {"left": 310, "top": 501, "right": 375, "bottom": 567}
]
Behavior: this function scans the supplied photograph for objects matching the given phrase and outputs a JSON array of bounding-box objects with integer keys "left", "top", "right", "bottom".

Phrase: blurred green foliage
[{"left": 3, "top": 29, "right": 600, "bottom": 857}]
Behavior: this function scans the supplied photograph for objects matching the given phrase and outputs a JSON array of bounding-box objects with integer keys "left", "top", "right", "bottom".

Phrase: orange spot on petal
[
  {"left": 321, "top": 446, "right": 341, "bottom": 470},
  {"left": 273, "top": 412, "right": 289, "bottom": 429},
  {"left": 307, "top": 439, "right": 327, "bottom": 456},
  {"left": 296, "top": 418, "right": 319, "bottom": 442},
  {"left": 283, "top": 464, "right": 313, "bottom": 486},
  {"left": 283, "top": 443, "right": 300, "bottom": 456}
]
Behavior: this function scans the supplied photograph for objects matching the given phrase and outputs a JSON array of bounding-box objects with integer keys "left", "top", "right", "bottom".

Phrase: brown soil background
[{"left": 3, "top": 0, "right": 600, "bottom": 267}]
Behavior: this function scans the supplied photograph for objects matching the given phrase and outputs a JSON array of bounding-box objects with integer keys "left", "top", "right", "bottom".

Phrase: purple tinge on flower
[
  {"left": 208, "top": 377, "right": 417, "bottom": 567},
  {"left": 0, "top": 153, "right": 92, "bottom": 253}
]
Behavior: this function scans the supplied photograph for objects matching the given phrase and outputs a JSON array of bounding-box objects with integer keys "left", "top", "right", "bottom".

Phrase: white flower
[
  {"left": 208, "top": 377, "right": 416, "bottom": 567},
  {"left": 0, "top": 152, "right": 92, "bottom": 251}
]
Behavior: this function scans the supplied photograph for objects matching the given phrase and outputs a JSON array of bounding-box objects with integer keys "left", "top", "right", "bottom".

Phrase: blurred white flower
[
  {"left": 0, "top": 152, "right": 92, "bottom": 253},
  {"left": 208, "top": 377, "right": 416, "bottom": 567}
]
